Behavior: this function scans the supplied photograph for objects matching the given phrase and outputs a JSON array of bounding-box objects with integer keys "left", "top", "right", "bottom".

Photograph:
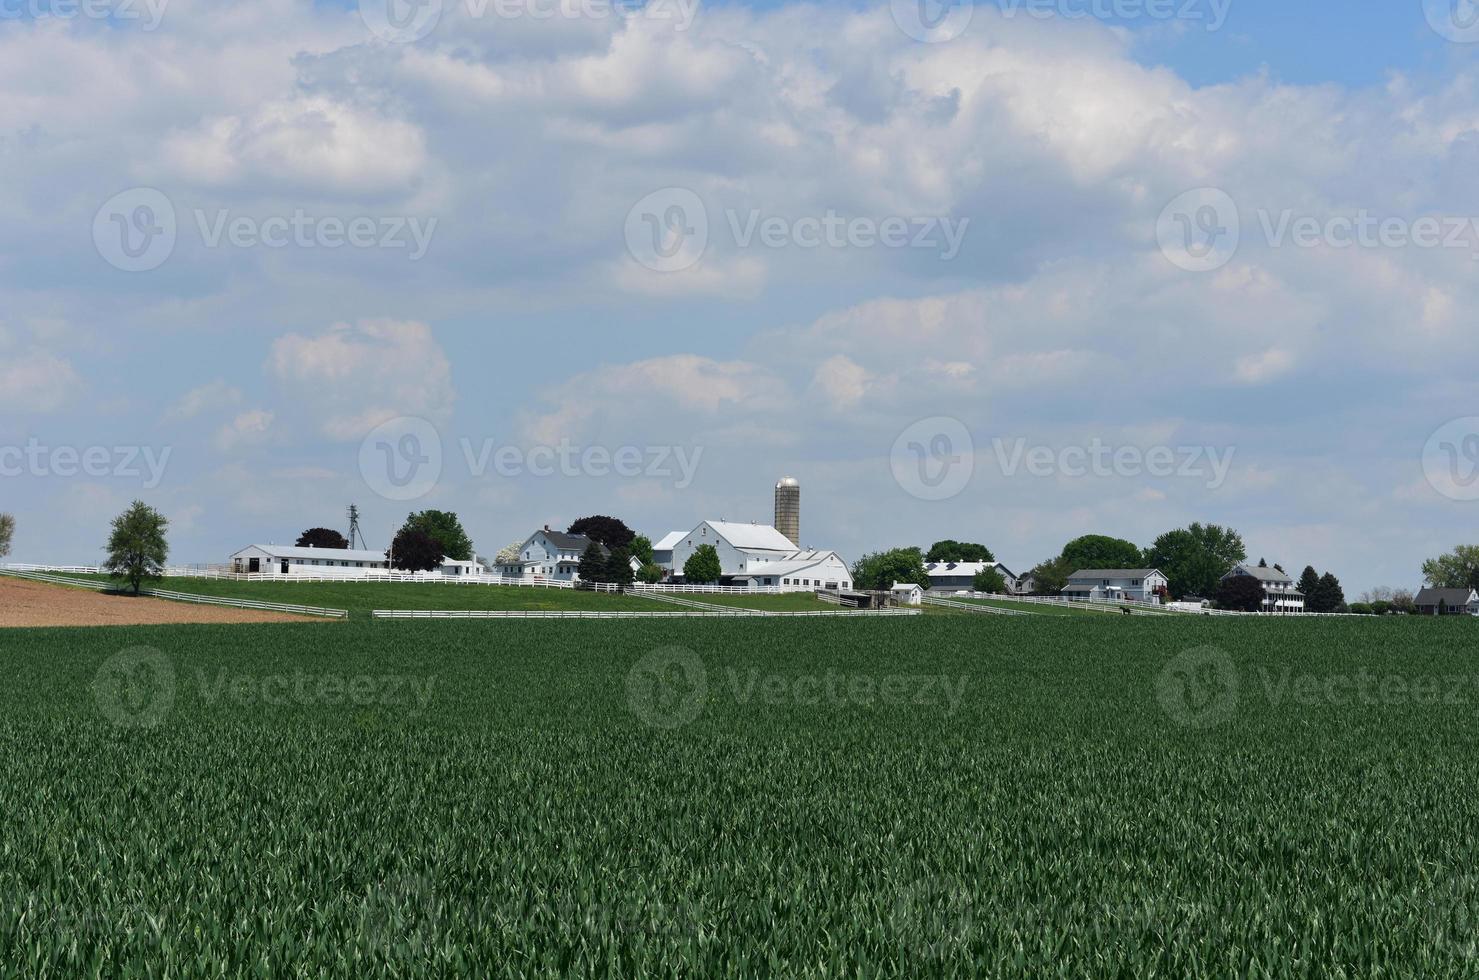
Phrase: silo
[{"left": 774, "top": 477, "right": 800, "bottom": 547}]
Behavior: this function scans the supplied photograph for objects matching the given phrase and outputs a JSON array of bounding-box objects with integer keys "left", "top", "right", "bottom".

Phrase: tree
[
  {"left": 0, "top": 513, "right": 12, "bottom": 559},
  {"left": 1422, "top": 545, "right": 1479, "bottom": 591},
  {"left": 604, "top": 547, "right": 635, "bottom": 588},
  {"left": 1392, "top": 589, "right": 1416, "bottom": 615},
  {"left": 1216, "top": 573, "right": 1266, "bottom": 612},
  {"left": 1297, "top": 566, "right": 1321, "bottom": 603},
  {"left": 683, "top": 544, "right": 722, "bottom": 584},
  {"left": 1309, "top": 572, "right": 1345, "bottom": 614},
  {"left": 925, "top": 540, "right": 995, "bottom": 563},
  {"left": 1257, "top": 557, "right": 1268, "bottom": 568},
  {"left": 296, "top": 527, "right": 349, "bottom": 550},
  {"left": 401, "top": 510, "right": 472, "bottom": 561},
  {"left": 851, "top": 547, "right": 929, "bottom": 591},
  {"left": 578, "top": 542, "right": 608, "bottom": 584},
  {"left": 389, "top": 528, "right": 441, "bottom": 572},
  {"left": 103, "top": 501, "right": 169, "bottom": 595},
  {"left": 1029, "top": 556, "right": 1074, "bottom": 596},
  {"left": 568, "top": 516, "right": 635, "bottom": 551},
  {"left": 638, "top": 562, "right": 664, "bottom": 584},
  {"left": 630, "top": 534, "right": 655, "bottom": 566},
  {"left": 1369, "top": 600, "right": 1391, "bottom": 617},
  {"left": 1059, "top": 535, "right": 1144, "bottom": 573},
  {"left": 495, "top": 541, "right": 524, "bottom": 564},
  {"left": 973, "top": 567, "right": 1008, "bottom": 594},
  {"left": 1348, "top": 602, "right": 1372, "bottom": 616},
  {"left": 1144, "top": 524, "right": 1246, "bottom": 600}
]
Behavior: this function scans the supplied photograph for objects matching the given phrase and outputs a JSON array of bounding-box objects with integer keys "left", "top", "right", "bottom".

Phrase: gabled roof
[
  {"left": 1066, "top": 569, "right": 1163, "bottom": 580},
  {"left": 532, "top": 529, "right": 606, "bottom": 554},
  {"left": 1415, "top": 587, "right": 1479, "bottom": 605},
  {"left": 235, "top": 544, "right": 388, "bottom": 563},
  {"left": 652, "top": 531, "right": 687, "bottom": 551},
  {"left": 1227, "top": 564, "right": 1294, "bottom": 584},
  {"left": 703, "top": 521, "right": 798, "bottom": 551},
  {"left": 925, "top": 561, "right": 1016, "bottom": 579},
  {"left": 732, "top": 551, "right": 847, "bottom": 580}
]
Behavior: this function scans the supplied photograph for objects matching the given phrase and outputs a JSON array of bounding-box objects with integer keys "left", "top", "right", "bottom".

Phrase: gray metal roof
[
  {"left": 1228, "top": 564, "right": 1294, "bottom": 583},
  {"left": 1415, "top": 588, "right": 1478, "bottom": 605},
  {"left": 1066, "top": 569, "right": 1163, "bottom": 579}
]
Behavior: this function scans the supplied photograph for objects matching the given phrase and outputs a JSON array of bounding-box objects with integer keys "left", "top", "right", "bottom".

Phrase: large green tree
[
  {"left": 629, "top": 534, "right": 655, "bottom": 566},
  {"left": 296, "top": 527, "right": 349, "bottom": 550},
  {"left": 851, "top": 547, "right": 930, "bottom": 591},
  {"left": 568, "top": 516, "right": 635, "bottom": 551},
  {"left": 1028, "top": 556, "right": 1074, "bottom": 595},
  {"left": 1297, "top": 566, "right": 1321, "bottom": 601},
  {"left": 1059, "top": 534, "right": 1144, "bottom": 572},
  {"left": 683, "top": 544, "right": 722, "bottom": 584},
  {"left": 400, "top": 510, "right": 473, "bottom": 561},
  {"left": 0, "top": 513, "right": 12, "bottom": 559},
  {"left": 1143, "top": 523, "right": 1246, "bottom": 600},
  {"left": 1422, "top": 545, "right": 1479, "bottom": 591},
  {"left": 604, "top": 547, "right": 636, "bottom": 588},
  {"left": 973, "top": 567, "right": 1008, "bottom": 594},
  {"left": 925, "top": 540, "right": 995, "bottom": 563},
  {"left": 388, "top": 528, "right": 442, "bottom": 572},
  {"left": 104, "top": 501, "right": 169, "bottom": 595},
  {"left": 1309, "top": 572, "right": 1346, "bottom": 614}
]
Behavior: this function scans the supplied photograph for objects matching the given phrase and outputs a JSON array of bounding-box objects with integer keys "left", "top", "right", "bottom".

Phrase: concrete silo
[{"left": 774, "top": 477, "right": 800, "bottom": 547}]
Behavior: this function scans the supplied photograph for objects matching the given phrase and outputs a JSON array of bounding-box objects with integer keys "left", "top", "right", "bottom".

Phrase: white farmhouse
[
  {"left": 1062, "top": 568, "right": 1168, "bottom": 603},
  {"left": 1221, "top": 564, "right": 1306, "bottom": 613},
  {"left": 924, "top": 561, "right": 1018, "bottom": 594},
  {"left": 495, "top": 526, "right": 608, "bottom": 583}
]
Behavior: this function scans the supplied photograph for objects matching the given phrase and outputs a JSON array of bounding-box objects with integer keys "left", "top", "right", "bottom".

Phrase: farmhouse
[
  {"left": 495, "top": 527, "right": 608, "bottom": 583},
  {"left": 1062, "top": 569, "right": 1168, "bottom": 603},
  {"left": 924, "top": 561, "right": 1018, "bottom": 594},
  {"left": 1413, "top": 587, "right": 1479, "bottom": 616},
  {"left": 231, "top": 544, "right": 391, "bottom": 575},
  {"left": 1221, "top": 564, "right": 1306, "bottom": 613}
]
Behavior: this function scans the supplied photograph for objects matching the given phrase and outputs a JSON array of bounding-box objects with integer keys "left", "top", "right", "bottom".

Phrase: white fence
[
  {"left": 922, "top": 595, "right": 1032, "bottom": 616},
  {"left": 372, "top": 608, "right": 921, "bottom": 620},
  {"left": 0, "top": 567, "right": 348, "bottom": 618}
]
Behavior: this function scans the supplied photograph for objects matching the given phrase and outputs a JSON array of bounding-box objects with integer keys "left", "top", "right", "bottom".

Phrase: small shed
[{"left": 889, "top": 582, "right": 924, "bottom": 606}]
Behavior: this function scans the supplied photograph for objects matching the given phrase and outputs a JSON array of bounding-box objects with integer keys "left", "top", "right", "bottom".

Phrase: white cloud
[
  {"left": 0, "top": 345, "right": 80, "bottom": 413},
  {"left": 268, "top": 320, "right": 454, "bottom": 441},
  {"left": 214, "top": 409, "right": 275, "bottom": 451},
  {"left": 167, "top": 381, "right": 243, "bottom": 421}
]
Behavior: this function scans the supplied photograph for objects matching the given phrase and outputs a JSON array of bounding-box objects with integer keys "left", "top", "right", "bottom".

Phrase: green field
[
  {"left": 47, "top": 573, "right": 674, "bottom": 616},
  {"left": 2, "top": 607, "right": 1478, "bottom": 975},
  {"left": 679, "top": 592, "right": 840, "bottom": 611}
]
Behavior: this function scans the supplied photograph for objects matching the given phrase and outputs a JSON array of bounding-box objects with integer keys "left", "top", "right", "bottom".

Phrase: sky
[{"left": 2, "top": 0, "right": 1479, "bottom": 595}]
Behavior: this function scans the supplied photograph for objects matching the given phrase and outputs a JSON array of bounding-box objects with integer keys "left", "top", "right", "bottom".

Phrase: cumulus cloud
[{"left": 268, "top": 320, "right": 454, "bottom": 440}]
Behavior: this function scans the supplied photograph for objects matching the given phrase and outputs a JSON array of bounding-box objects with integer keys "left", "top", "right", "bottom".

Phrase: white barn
[
  {"left": 667, "top": 520, "right": 852, "bottom": 590},
  {"left": 231, "top": 544, "right": 390, "bottom": 575}
]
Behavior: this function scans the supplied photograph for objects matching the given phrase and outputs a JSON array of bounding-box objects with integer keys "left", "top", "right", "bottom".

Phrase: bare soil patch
[{"left": 0, "top": 577, "right": 322, "bottom": 628}]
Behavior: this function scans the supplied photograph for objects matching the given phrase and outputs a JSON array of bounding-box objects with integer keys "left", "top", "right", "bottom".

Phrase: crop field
[
  {"left": 678, "top": 592, "right": 839, "bottom": 611},
  {"left": 2, "top": 614, "right": 1478, "bottom": 976}
]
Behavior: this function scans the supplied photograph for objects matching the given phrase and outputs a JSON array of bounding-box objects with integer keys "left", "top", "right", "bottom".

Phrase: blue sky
[{"left": 2, "top": 0, "right": 1478, "bottom": 594}]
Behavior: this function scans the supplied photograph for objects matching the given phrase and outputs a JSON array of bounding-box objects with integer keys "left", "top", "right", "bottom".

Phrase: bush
[
  {"left": 1348, "top": 602, "right": 1372, "bottom": 616},
  {"left": 1369, "top": 600, "right": 1391, "bottom": 617}
]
